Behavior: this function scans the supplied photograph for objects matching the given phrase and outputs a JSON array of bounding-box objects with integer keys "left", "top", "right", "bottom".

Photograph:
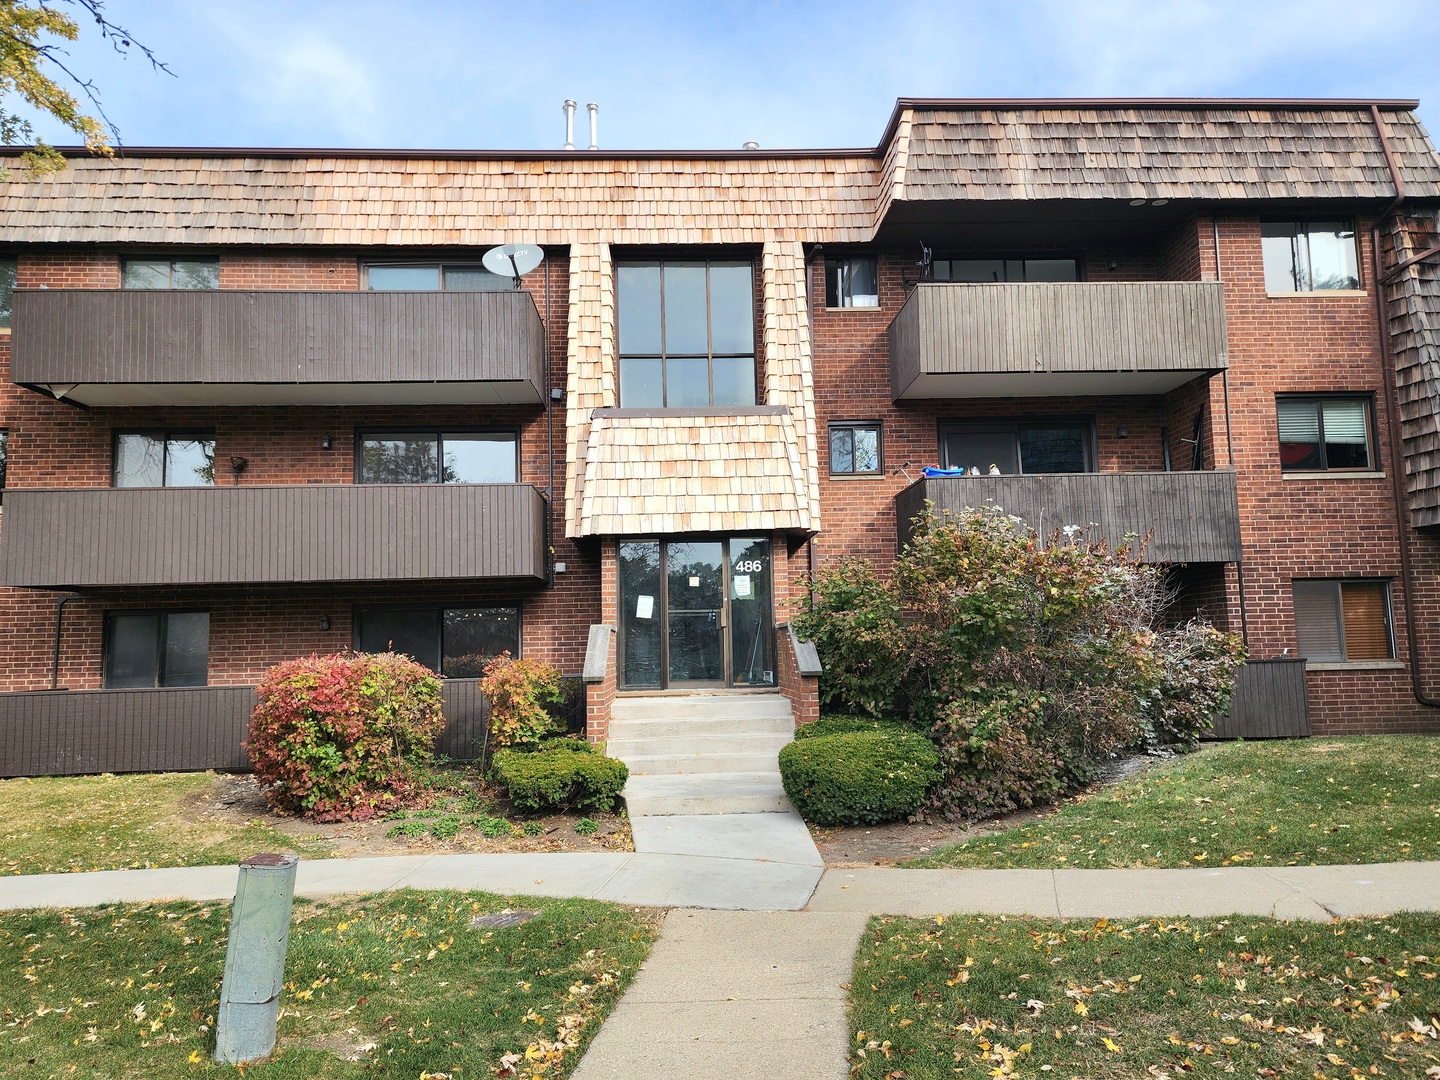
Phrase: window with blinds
[
  {"left": 1276, "top": 396, "right": 1373, "bottom": 471},
  {"left": 1292, "top": 580, "right": 1393, "bottom": 662}
]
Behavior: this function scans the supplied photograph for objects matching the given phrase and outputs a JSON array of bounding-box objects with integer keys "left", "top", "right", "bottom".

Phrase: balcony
[
  {"left": 0, "top": 483, "right": 547, "bottom": 588},
  {"left": 889, "top": 281, "right": 1228, "bottom": 399},
  {"left": 10, "top": 289, "right": 547, "bottom": 406},
  {"left": 895, "top": 470, "right": 1241, "bottom": 563}
]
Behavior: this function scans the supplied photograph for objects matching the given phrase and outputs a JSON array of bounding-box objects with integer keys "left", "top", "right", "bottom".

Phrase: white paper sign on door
[
  {"left": 636, "top": 595, "right": 654, "bottom": 620},
  {"left": 733, "top": 574, "right": 752, "bottom": 598}
]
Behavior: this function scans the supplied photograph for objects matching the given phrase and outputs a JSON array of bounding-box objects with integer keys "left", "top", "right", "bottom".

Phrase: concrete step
[
  {"left": 611, "top": 693, "right": 793, "bottom": 722},
  {"left": 622, "top": 771, "right": 795, "bottom": 816},
  {"left": 618, "top": 750, "right": 783, "bottom": 776},
  {"left": 607, "top": 731, "right": 793, "bottom": 758},
  {"left": 607, "top": 715, "right": 795, "bottom": 740}
]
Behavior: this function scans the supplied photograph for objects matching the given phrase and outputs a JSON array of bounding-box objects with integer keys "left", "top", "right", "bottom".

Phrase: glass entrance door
[{"left": 617, "top": 537, "right": 775, "bottom": 689}]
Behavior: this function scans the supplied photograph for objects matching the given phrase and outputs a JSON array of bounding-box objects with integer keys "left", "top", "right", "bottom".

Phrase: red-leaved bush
[{"left": 246, "top": 651, "right": 445, "bottom": 822}]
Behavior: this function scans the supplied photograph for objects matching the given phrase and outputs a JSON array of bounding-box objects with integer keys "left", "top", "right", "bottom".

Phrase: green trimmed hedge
[
  {"left": 794, "top": 714, "right": 913, "bottom": 740},
  {"left": 491, "top": 740, "right": 628, "bottom": 813},
  {"left": 778, "top": 730, "right": 941, "bottom": 826}
]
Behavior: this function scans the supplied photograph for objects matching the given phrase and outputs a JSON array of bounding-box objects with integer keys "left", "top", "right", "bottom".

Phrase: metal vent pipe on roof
[
  {"left": 587, "top": 102, "right": 598, "bottom": 150},
  {"left": 563, "top": 100, "right": 576, "bottom": 151},
  {"left": 743, "top": 141, "right": 759, "bottom": 150}
]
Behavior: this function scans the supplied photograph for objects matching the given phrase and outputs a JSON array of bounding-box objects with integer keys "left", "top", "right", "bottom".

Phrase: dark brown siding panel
[
  {"left": 12, "top": 289, "right": 546, "bottom": 400},
  {"left": 0, "top": 682, "right": 490, "bottom": 777},
  {"left": 0, "top": 484, "right": 547, "bottom": 587},
  {"left": 888, "top": 281, "right": 1228, "bottom": 397},
  {"left": 1212, "top": 659, "right": 1311, "bottom": 739},
  {"left": 897, "top": 471, "right": 1242, "bottom": 563}
]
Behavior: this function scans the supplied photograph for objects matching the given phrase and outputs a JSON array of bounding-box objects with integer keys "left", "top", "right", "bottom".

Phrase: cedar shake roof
[
  {"left": 2, "top": 100, "right": 1436, "bottom": 250},
  {"left": 896, "top": 104, "right": 1440, "bottom": 203}
]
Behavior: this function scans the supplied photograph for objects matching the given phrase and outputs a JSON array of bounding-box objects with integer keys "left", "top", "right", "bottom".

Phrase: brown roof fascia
[
  {"left": 0, "top": 145, "right": 879, "bottom": 162},
  {"left": 876, "top": 96, "right": 1425, "bottom": 150}
]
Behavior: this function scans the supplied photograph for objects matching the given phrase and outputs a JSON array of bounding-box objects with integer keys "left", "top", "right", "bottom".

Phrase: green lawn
[
  {"left": 850, "top": 912, "right": 1440, "bottom": 1080},
  {"left": 1, "top": 889, "right": 659, "bottom": 1079},
  {"left": 908, "top": 736, "right": 1440, "bottom": 870},
  {"left": 0, "top": 772, "right": 332, "bottom": 875}
]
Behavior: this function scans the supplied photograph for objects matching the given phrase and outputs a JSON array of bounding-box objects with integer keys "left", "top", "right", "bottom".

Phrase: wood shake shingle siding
[
  {"left": 11, "top": 289, "right": 547, "bottom": 404},
  {"left": 0, "top": 485, "right": 547, "bottom": 587},
  {"left": 0, "top": 680, "right": 491, "bottom": 776},
  {"left": 900, "top": 106, "right": 1440, "bottom": 202},
  {"left": 896, "top": 471, "right": 1242, "bottom": 563},
  {"left": 1385, "top": 212, "right": 1440, "bottom": 529},
  {"left": 889, "top": 281, "right": 1229, "bottom": 398}
]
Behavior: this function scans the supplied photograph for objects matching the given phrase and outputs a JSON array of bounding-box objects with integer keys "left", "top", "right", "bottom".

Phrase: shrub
[
  {"left": 927, "top": 694, "right": 1063, "bottom": 821},
  {"left": 474, "top": 814, "right": 511, "bottom": 838},
  {"left": 794, "top": 714, "right": 913, "bottom": 740},
  {"left": 1146, "top": 620, "right": 1249, "bottom": 748},
  {"left": 491, "top": 740, "right": 629, "bottom": 813},
  {"left": 574, "top": 817, "right": 599, "bottom": 835},
  {"left": 778, "top": 730, "right": 941, "bottom": 826},
  {"left": 247, "top": 651, "right": 445, "bottom": 822},
  {"left": 791, "top": 558, "right": 907, "bottom": 718},
  {"left": 481, "top": 653, "right": 565, "bottom": 749}
]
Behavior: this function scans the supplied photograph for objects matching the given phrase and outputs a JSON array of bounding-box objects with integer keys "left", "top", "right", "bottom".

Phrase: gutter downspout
[
  {"left": 1211, "top": 213, "right": 1249, "bottom": 647},
  {"left": 545, "top": 251, "right": 555, "bottom": 588},
  {"left": 1367, "top": 105, "right": 1440, "bottom": 707},
  {"left": 51, "top": 595, "right": 80, "bottom": 689}
]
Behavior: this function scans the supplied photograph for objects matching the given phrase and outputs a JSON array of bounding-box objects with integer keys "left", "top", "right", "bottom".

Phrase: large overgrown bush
[
  {"left": 491, "top": 740, "right": 628, "bottom": 813},
  {"left": 247, "top": 651, "right": 445, "bottom": 822},
  {"left": 778, "top": 729, "right": 941, "bottom": 826},
  {"left": 481, "top": 653, "right": 564, "bottom": 749},
  {"left": 792, "top": 506, "right": 1245, "bottom": 822}
]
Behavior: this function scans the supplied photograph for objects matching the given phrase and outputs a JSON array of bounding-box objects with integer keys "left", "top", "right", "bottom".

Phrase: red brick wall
[{"left": 0, "top": 248, "right": 600, "bottom": 692}]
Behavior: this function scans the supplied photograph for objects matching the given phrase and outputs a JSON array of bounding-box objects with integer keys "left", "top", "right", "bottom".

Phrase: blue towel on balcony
[{"left": 922, "top": 466, "right": 968, "bottom": 478}]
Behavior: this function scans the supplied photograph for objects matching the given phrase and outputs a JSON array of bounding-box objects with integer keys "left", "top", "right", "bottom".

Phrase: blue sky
[{"left": 16, "top": 0, "right": 1440, "bottom": 151}]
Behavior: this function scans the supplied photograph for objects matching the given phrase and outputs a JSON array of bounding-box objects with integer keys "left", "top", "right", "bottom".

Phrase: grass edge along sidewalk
[
  {"left": 908, "top": 736, "right": 1440, "bottom": 871},
  {"left": 848, "top": 911, "right": 1440, "bottom": 1080},
  {"left": 1, "top": 888, "right": 659, "bottom": 1079}
]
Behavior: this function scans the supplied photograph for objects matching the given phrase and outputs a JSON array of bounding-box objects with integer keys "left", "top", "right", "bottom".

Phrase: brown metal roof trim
[{"left": 0, "top": 145, "right": 879, "bottom": 162}]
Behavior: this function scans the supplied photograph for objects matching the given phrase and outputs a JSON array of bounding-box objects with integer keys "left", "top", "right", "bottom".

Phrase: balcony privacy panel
[
  {"left": 0, "top": 484, "right": 547, "bottom": 587},
  {"left": 1209, "top": 659, "right": 1311, "bottom": 739},
  {"left": 896, "top": 471, "right": 1241, "bottom": 564},
  {"left": 11, "top": 290, "right": 546, "bottom": 405},
  {"left": 0, "top": 680, "right": 491, "bottom": 777},
  {"left": 889, "top": 281, "right": 1228, "bottom": 399}
]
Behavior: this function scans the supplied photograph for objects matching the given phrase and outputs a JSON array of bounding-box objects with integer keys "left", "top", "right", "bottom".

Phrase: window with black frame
[
  {"left": 617, "top": 258, "right": 756, "bottom": 408},
  {"left": 1276, "top": 396, "right": 1374, "bottom": 472},
  {"left": 103, "top": 611, "right": 209, "bottom": 688},
  {"left": 364, "top": 263, "right": 512, "bottom": 291},
  {"left": 828, "top": 421, "right": 882, "bottom": 476},
  {"left": 1292, "top": 580, "right": 1393, "bottom": 662},
  {"left": 357, "top": 430, "right": 518, "bottom": 484},
  {"left": 824, "top": 257, "right": 879, "bottom": 308},
  {"left": 113, "top": 432, "right": 215, "bottom": 487},
  {"left": 932, "top": 257, "right": 1079, "bottom": 283},
  {"left": 0, "top": 256, "right": 16, "bottom": 328},
  {"left": 122, "top": 257, "right": 219, "bottom": 290},
  {"left": 1261, "top": 222, "right": 1360, "bottom": 292},
  {"left": 355, "top": 605, "right": 520, "bottom": 678},
  {"left": 940, "top": 420, "right": 1092, "bottom": 475},
  {"left": 0, "top": 429, "right": 7, "bottom": 504}
]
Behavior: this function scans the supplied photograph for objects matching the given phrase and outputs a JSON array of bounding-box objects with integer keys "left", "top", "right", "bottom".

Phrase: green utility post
[{"left": 214, "top": 853, "right": 298, "bottom": 1065}]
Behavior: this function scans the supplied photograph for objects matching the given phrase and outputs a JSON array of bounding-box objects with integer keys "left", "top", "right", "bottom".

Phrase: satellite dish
[{"left": 482, "top": 243, "right": 545, "bottom": 287}]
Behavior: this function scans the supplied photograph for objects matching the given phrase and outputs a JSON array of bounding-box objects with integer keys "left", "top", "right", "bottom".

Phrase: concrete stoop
[{"left": 608, "top": 692, "right": 798, "bottom": 817}]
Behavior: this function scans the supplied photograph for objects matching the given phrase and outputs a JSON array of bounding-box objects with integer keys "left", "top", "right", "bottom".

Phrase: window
[
  {"left": 1261, "top": 222, "right": 1360, "bottom": 292},
  {"left": 355, "top": 605, "right": 519, "bottom": 678},
  {"left": 357, "top": 430, "right": 517, "bottom": 484},
  {"left": 617, "top": 258, "right": 756, "bottom": 408},
  {"left": 364, "top": 263, "right": 512, "bottom": 291},
  {"left": 940, "top": 420, "right": 1092, "bottom": 475},
  {"left": 103, "top": 611, "right": 209, "bottom": 688},
  {"left": 0, "top": 255, "right": 16, "bottom": 328},
  {"left": 1292, "top": 580, "right": 1394, "bottom": 663},
  {"left": 1277, "top": 397, "right": 1374, "bottom": 471},
  {"left": 828, "top": 422, "right": 882, "bottom": 476},
  {"left": 122, "top": 257, "right": 219, "bottom": 290},
  {"left": 825, "top": 257, "right": 879, "bottom": 308},
  {"left": 114, "top": 432, "right": 215, "bottom": 488},
  {"left": 932, "top": 257, "right": 1079, "bottom": 283},
  {"left": 0, "top": 429, "right": 7, "bottom": 504}
]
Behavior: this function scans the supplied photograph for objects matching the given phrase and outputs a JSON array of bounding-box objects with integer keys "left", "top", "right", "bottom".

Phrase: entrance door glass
[
  {"left": 666, "top": 541, "right": 725, "bottom": 685},
  {"left": 728, "top": 537, "right": 774, "bottom": 686},
  {"left": 619, "top": 541, "right": 663, "bottom": 688}
]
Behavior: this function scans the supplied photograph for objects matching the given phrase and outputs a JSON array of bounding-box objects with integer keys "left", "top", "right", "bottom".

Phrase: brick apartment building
[{"left": 1, "top": 98, "right": 1439, "bottom": 777}]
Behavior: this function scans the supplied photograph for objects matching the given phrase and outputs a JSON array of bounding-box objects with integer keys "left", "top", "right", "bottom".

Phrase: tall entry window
[
  {"left": 618, "top": 538, "right": 774, "bottom": 689},
  {"left": 617, "top": 259, "right": 756, "bottom": 408}
]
